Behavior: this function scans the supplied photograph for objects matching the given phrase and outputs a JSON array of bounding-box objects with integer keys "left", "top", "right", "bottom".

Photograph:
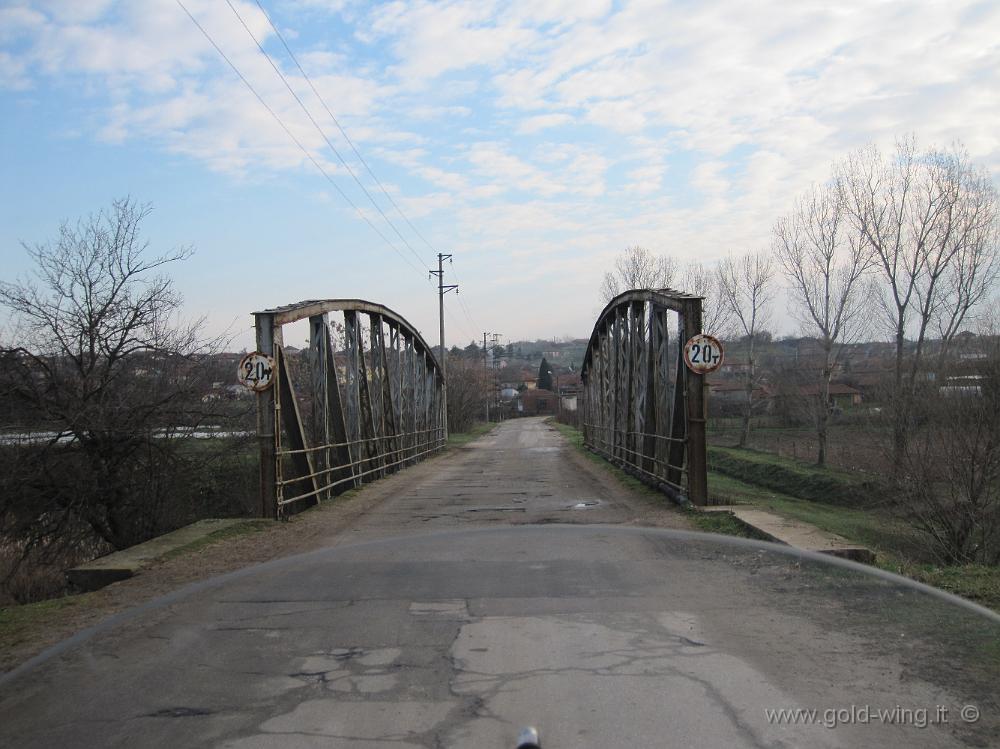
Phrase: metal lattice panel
[
  {"left": 253, "top": 300, "right": 446, "bottom": 518},
  {"left": 580, "top": 289, "right": 708, "bottom": 505}
]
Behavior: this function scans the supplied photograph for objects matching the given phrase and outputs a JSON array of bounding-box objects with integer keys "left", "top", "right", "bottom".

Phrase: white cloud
[
  {"left": 625, "top": 163, "right": 664, "bottom": 195},
  {"left": 0, "top": 0, "right": 402, "bottom": 176},
  {"left": 691, "top": 161, "right": 729, "bottom": 200},
  {"left": 0, "top": 50, "right": 31, "bottom": 90},
  {"left": 364, "top": 1, "right": 537, "bottom": 81},
  {"left": 406, "top": 104, "right": 473, "bottom": 120},
  {"left": 3, "top": 0, "right": 999, "bottom": 340},
  {"left": 516, "top": 112, "right": 573, "bottom": 134},
  {"left": 0, "top": 6, "right": 46, "bottom": 42}
]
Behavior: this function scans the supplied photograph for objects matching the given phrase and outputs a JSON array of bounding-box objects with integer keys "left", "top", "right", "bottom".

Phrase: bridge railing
[
  {"left": 275, "top": 429, "right": 445, "bottom": 510},
  {"left": 580, "top": 289, "right": 708, "bottom": 505},
  {"left": 254, "top": 300, "right": 445, "bottom": 518}
]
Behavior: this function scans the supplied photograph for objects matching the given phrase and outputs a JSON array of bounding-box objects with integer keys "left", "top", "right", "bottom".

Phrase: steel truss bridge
[
  {"left": 254, "top": 300, "right": 445, "bottom": 518},
  {"left": 252, "top": 289, "right": 709, "bottom": 517},
  {"left": 580, "top": 289, "right": 708, "bottom": 505}
]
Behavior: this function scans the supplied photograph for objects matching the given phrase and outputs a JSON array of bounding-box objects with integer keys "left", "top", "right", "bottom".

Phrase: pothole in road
[{"left": 568, "top": 500, "right": 601, "bottom": 509}]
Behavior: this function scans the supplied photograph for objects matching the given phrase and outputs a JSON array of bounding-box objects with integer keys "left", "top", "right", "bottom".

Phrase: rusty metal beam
[
  {"left": 309, "top": 314, "right": 330, "bottom": 504},
  {"left": 344, "top": 310, "right": 362, "bottom": 483},
  {"left": 254, "top": 312, "right": 278, "bottom": 519},
  {"left": 682, "top": 297, "right": 708, "bottom": 505},
  {"left": 254, "top": 299, "right": 443, "bottom": 381},
  {"left": 324, "top": 325, "right": 353, "bottom": 492},
  {"left": 275, "top": 346, "right": 319, "bottom": 511}
]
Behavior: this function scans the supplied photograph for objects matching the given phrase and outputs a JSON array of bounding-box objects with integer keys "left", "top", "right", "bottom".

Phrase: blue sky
[{"left": 2, "top": 0, "right": 999, "bottom": 350}]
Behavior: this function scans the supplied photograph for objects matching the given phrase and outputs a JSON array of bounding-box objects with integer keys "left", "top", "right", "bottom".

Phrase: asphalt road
[
  {"left": 332, "top": 416, "right": 687, "bottom": 541},
  {"left": 1, "top": 418, "right": 998, "bottom": 748}
]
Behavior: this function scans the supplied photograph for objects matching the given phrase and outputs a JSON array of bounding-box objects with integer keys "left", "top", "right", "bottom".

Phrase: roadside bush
[
  {"left": 896, "top": 359, "right": 1000, "bottom": 565},
  {"left": 0, "top": 437, "right": 258, "bottom": 603},
  {"left": 447, "top": 358, "right": 488, "bottom": 434}
]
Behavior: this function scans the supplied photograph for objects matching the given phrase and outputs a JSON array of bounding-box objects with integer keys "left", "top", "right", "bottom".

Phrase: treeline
[{"left": 602, "top": 136, "right": 999, "bottom": 565}]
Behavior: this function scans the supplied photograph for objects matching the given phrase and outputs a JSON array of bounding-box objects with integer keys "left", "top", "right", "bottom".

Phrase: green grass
[
  {"left": 708, "top": 472, "right": 924, "bottom": 559},
  {"left": 447, "top": 421, "right": 498, "bottom": 447},
  {"left": 882, "top": 562, "right": 1000, "bottom": 612},
  {"left": 690, "top": 511, "right": 771, "bottom": 540},
  {"left": 0, "top": 593, "right": 96, "bottom": 654},
  {"left": 708, "top": 445, "right": 877, "bottom": 507},
  {"left": 156, "top": 519, "right": 275, "bottom": 561},
  {"left": 709, "top": 471, "right": 1000, "bottom": 612}
]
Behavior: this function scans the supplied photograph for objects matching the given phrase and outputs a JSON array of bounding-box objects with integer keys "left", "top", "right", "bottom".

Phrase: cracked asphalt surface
[{"left": 1, "top": 418, "right": 998, "bottom": 748}]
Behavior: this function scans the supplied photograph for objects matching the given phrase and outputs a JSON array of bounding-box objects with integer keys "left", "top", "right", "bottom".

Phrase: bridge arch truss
[
  {"left": 253, "top": 300, "right": 445, "bottom": 518},
  {"left": 580, "top": 289, "right": 708, "bottom": 505}
]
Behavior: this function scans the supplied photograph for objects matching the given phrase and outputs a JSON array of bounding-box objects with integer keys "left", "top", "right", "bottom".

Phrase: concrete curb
[
  {"left": 66, "top": 518, "right": 264, "bottom": 591},
  {"left": 701, "top": 505, "right": 876, "bottom": 564}
]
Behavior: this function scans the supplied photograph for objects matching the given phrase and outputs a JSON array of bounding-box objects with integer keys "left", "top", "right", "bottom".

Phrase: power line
[
  {"left": 175, "top": 0, "right": 423, "bottom": 277},
  {"left": 248, "top": 0, "right": 489, "bottom": 328},
  {"left": 252, "top": 0, "right": 441, "bottom": 262},
  {"left": 444, "top": 297, "right": 478, "bottom": 345},
  {"left": 450, "top": 262, "right": 481, "bottom": 330},
  {"left": 227, "top": 0, "right": 428, "bottom": 272},
  {"left": 456, "top": 292, "right": 479, "bottom": 333},
  {"left": 183, "top": 0, "right": 486, "bottom": 336}
]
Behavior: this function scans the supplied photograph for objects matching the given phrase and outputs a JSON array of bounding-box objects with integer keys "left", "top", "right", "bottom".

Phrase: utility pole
[
  {"left": 491, "top": 332, "right": 502, "bottom": 420},
  {"left": 483, "top": 332, "right": 491, "bottom": 422},
  {"left": 430, "top": 253, "right": 458, "bottom": 439}
]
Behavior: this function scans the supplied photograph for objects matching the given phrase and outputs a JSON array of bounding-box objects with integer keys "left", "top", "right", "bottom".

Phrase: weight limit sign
[
  {"left": 237, "top": 352, "right": 275, "bottom": 392},
  {"left": 683, "top": 334, "right": 724, "bottom": 375}
]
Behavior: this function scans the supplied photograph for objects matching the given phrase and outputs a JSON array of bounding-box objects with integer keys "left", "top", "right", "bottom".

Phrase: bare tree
[
  {"left": 898, "top": 312, "right": 1000, "bottom": 564},
  {"left": 680, "top": 261, "right": 732, "bottom": 338},
  {"left": 932, "top": 168, "right": 1000, "bottom": 364},
  {"left": 601, "top": 245, "right": 678, "bottom": 302},
  {"left": 775, "top": 182, "right": 874, "bottom": 466},
  {"left": 718, "top": 251, "right": 775, "bottom": 448},
  {"left": 0, "top": 199, "right": 218, "bottom": 552},
  {"left": 838, "top": 138, "right": 1000, "bottom": 473},
  {"left": 445, "top": 357, "right": 488, "bottom": 434}
]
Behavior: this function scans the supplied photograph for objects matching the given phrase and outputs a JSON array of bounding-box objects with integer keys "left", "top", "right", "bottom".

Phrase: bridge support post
[
  {"left": 309, "top": 314, "right": 331, "bottom": 503},
  {"left": 255, "top": 312, "right": 278, "bottom": 519},
  {"left": 682, "top": 298, "right": 708, "bottom": 506}
]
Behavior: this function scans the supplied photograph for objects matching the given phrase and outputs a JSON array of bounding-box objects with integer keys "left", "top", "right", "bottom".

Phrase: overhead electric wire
[
  {"left": 238, "top": 1, "right": 492, "bottom": 339},
  {"left": 183, "top": 0, "right": 486, "bottom": 342},
  {"left": 250, "top": 0, "right": 487, "bottom": 328},
  {"left": 444, "top": 298, "right": 478, "bottom": 347},
  {"left": 226, "top": 0, "right": 429, "bottom": 273},
  {"left": 447, "top": 260, "right": 482, "bottom": 332},
  {"left": 252, "top": 0, "right": 442, "bottom": 262},
  {"left": 457, "top": 294, "right": 479, "bottom": 333},
  {"left": 175, "top": 0, "right": 423, "bottom": 277}
]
